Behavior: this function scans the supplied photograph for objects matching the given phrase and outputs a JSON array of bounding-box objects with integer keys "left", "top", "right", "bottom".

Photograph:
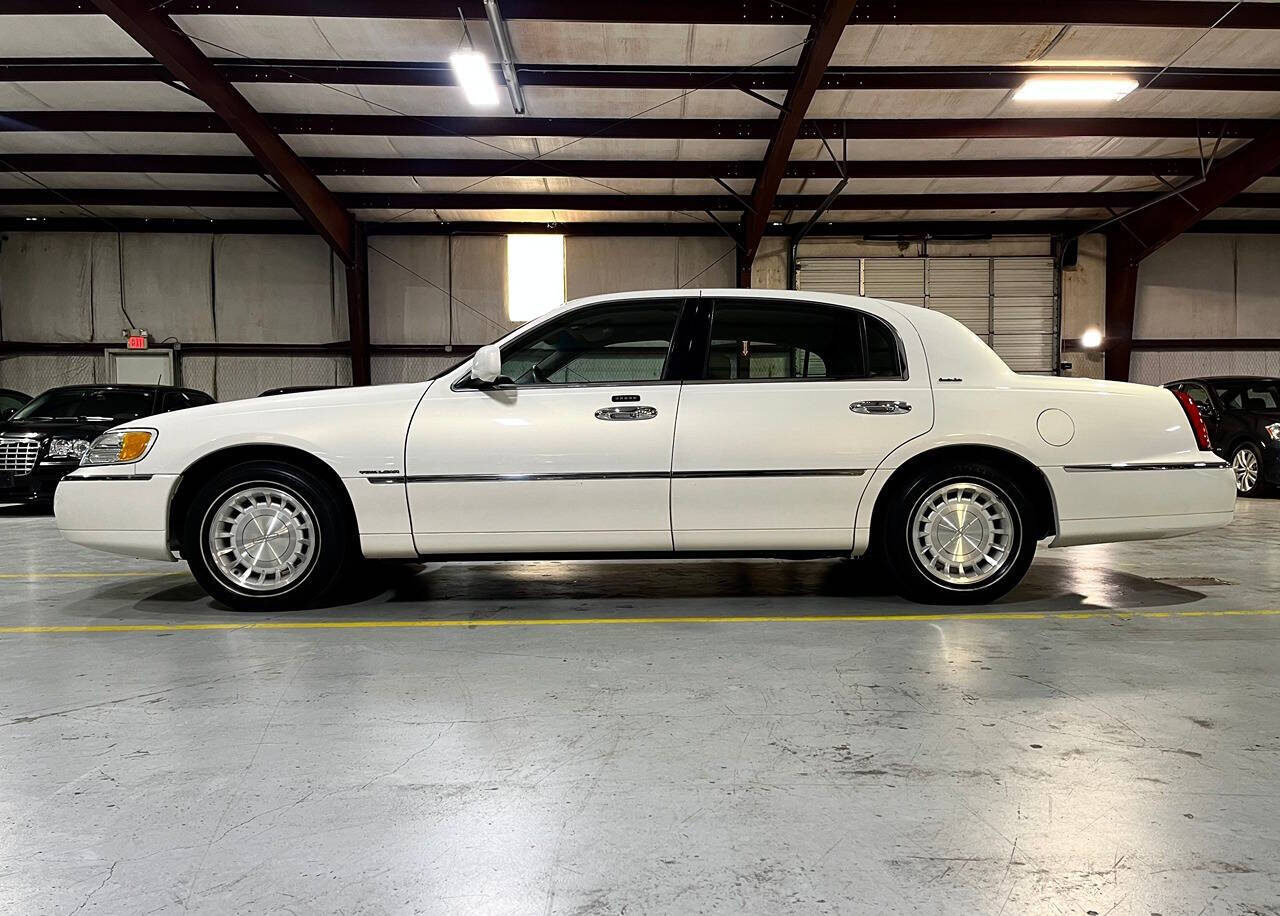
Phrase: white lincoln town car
[{"left": 55, "top": 289, "right": 1235, "bottom": 610}]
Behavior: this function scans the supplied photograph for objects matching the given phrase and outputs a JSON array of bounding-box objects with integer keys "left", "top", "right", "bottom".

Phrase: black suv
[
  {"left": 1165, "top": 376, "right": 1280, "bottom": 496},
  {"left": 0, "top": 384, "right": 213, "bottom": 505}
]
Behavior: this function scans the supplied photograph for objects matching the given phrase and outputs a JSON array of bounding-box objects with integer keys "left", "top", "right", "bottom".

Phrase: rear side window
[{"left": 703, "top": 300, "right": 902, "bottom": 381}]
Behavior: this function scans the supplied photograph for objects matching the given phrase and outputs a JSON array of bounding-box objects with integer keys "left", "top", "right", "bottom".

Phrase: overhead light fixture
[
  {"left": 1013, "top": 76, "right": 1138, "bottom": 103},
  {"left": 450, "top": 48, "right": 499, "bottom": 107},
  {"left": 1080, "top": 328, "right": 1103, "bottom": 349},
  {"left": 483, "top": 0, "right": 526, "bottom": 115}
]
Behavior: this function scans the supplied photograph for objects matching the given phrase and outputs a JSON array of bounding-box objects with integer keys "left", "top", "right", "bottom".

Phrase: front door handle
[
  {"left": 595, "top": 405, "right": 658, "bottom": 421},
  {"left": 850, "top": 400, "right": 912, "bottom": 415}
]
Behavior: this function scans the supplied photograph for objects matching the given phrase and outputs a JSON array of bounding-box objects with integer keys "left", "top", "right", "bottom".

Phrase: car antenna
[{"left": 150, "top": 368, "right": 162, "bottom": 416}]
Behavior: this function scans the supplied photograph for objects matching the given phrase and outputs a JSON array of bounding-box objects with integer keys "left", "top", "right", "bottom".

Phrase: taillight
[{"left": 1171, "top": 389, "right": 1213, "bottom": 451}]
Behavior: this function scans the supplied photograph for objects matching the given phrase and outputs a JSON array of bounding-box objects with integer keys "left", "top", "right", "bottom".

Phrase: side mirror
[{"left": 471, "top": 344, "right": 502, "bottom": 384}]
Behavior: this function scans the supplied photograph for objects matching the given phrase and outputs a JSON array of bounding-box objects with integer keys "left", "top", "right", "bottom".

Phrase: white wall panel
[
  {"left": 677, "top": 238, "right": 736, "bottom": 289},
  {"left": 111, "top": 234, "right": 215, "bottom": 342},
  {"left": 1135, "top": 234, "right": 1280, "bottom": 342},
  {"left": 0, "top": 232, "right": 94, "bottom": 341},
  {"left": 1134, "top": 235, "right": 1237, "bottom": 338},
  {"left": 566, "top": 237, "right": 678, "bottom": 298},
  {"left": 213, "top": 235, "right": 340, "bottom": 343},
  {"left": 1234, "top": 236, "right": 1280, "bottom": 337},
  {"left": 369, "top": 236, "right": 450, "bottom": 345},
  {"left": 450, "top": 235, "right": 514, "bottom": 344}
]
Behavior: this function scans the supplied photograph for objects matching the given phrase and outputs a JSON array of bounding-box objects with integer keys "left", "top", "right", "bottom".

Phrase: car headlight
[
  {"left": 1267, "top": 423, "right": 1280, "bottom": 441},
  {"left": 47, "top": 438, "right": 91, "bottom": 459},
  {"left": 80, "top": 429, "right": 156, "bottom": 466}
]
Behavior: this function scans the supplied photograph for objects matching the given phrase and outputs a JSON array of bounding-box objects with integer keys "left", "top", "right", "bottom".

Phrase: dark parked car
[
  {"left": 258, "top": 385, "right": 341, "bottom": 397},
  {"left": 0, "top": 384, "right": 213, "bottom": 504},
  {"left": 0, "top": 388, "right": 31, "bottom": 420},
  {"left": 1165, "top": 376, "right": 1280, "bottom": 496}
]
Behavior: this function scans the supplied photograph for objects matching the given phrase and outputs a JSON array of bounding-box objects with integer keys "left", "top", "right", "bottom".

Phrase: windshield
[
  {"left": 11, "top": 388, "right": 160, "bottom": 423},
  {"left": 1213, "top": 381, "right": 1280, "bottom": 411}
]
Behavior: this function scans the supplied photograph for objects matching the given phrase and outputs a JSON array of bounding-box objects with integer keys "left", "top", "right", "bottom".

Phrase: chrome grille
[{"left": 0, "top": 439, "right": 39, "bottom": 476}]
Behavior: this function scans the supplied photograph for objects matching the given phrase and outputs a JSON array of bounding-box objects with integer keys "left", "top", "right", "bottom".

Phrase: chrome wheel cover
[
  {"left": 910, "top": 481, "right": 1015, "bottom": 587},
  {"left": 206, "top": 484, "right": 316, "bottom": 592},
  {"left": 1232, "top": 447, "right": 1259, "bottom": 493}
]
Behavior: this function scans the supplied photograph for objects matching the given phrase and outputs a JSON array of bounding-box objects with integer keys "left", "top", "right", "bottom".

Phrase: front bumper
[
  {"left": 54, "top": 472, "right": 180, "bottom": 561},
  {"left": 0, "top": 460, "right": 80, "bottom": 504}
]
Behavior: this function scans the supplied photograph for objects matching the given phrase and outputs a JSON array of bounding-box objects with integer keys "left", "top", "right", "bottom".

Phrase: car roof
[
  {"left": 1175, "top": 376, "right": 1279, "bottom": 383},
  {"left": 41, "top": 383, "right": 199, "bottom": 393}
]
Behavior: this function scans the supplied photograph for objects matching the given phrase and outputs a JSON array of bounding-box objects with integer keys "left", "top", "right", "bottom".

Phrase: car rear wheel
[
  {"left": 1231, "top": 443, "right": 1265, "bottom": 497},
  {"left": 877, "top": 462, "right": 1036, "bottom": 605},
  {"left": 183, "top": 461, "right": 356, "bottom": 611}
]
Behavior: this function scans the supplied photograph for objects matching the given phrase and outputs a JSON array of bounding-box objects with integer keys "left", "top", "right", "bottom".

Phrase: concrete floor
[{"left": 1, "top": 502, "right": 1278, "bottom": 916}]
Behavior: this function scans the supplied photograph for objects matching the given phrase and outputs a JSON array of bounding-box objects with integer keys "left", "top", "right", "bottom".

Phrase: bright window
[{"left": 506, "top": 234, "right": 565, "bottom": 322}]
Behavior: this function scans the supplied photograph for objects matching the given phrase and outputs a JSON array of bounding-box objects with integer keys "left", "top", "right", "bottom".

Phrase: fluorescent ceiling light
[
  {"left": 450, "top": 49, "right": 499, "bottom": 107},
  {"left": 1013, "top": 76, "right": 1138, "bottom": 102},
  {"left": 507, "top": 235, "right": 565, "bottom": 322}
]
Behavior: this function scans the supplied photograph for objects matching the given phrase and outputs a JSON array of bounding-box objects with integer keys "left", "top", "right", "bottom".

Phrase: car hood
[
  {"left": 0, "top": 417, "right": 118, "bottom": 441},
  {"left": 134, "top": 381, "right": 430, "bottom": 428}
]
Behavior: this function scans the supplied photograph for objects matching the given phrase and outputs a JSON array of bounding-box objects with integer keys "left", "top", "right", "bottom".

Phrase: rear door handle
[
  {"left": 850, "top": 400, "right": 912, "bottom": 415},
  {"left": 595, "top": 405, "right": 658, "bottom": 421}
]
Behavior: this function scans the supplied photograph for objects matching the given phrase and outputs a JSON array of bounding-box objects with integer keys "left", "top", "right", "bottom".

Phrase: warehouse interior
[{"left": 1, "top": 1, "right": 1279, "bottom": 913}]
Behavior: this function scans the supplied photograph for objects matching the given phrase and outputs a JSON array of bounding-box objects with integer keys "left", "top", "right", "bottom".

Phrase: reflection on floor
[{"left": 1, "top": 500, "right": 1278, "bottom": 914}]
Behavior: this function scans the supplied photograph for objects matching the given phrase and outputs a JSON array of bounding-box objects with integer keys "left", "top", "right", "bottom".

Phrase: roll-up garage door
[
  {"left": 862, "top": 258, "right": 924, "bottom": 306},
  {"left": 795, "top": 255, "right": 1057, "bottom": 374},
  {"left": 992, "top": 257, "right": 1057, "bottom": 373}
]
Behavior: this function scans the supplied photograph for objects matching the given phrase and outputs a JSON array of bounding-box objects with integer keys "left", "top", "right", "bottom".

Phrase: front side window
[
  {"left": 499, "top": 300, "right": 683, "bottom": 386},
  {"left": 703, "top": 300, "right": 902, "bottom": 381}
]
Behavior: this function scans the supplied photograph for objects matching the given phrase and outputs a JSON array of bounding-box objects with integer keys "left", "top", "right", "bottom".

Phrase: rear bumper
[
  {"left": 54, "top": 473, "right": 180, "bottom": 561},
  {"left": 1046, "top": 461, "right": 1235, "bottom": 547}
]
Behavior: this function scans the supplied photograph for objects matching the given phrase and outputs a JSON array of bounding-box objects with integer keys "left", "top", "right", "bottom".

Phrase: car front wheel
[
  {"left": 877, "top": 462, "right": 1036, "bottom": 605},
  {"left": 183, "top": 461, "right": 356, "bottom": 610},
  {"left": 1231, "top": 443, "right": 1266, "bottom": 497}
]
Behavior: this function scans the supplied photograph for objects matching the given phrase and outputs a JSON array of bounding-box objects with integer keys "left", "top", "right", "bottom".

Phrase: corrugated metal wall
[{"left": 796, "top": 250, "right": 1059, "bottom": 373}]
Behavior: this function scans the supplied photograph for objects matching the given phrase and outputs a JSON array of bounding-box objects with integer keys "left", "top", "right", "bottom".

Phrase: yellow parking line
[
  {"left": 0, "top": 608, "right": 1277, "bottom": 634},
  {"left": 0, "top": 571, "right": 189, "bottom": 580}
]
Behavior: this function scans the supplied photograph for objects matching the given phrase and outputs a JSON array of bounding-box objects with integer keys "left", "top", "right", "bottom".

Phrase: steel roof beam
[
  {"left": 87, "top": 0, "right": 369, "bottom": 383},
  {"left": 5, "top": 217, "right": 1277, "bottom": 237},
  {"left": 4, "top": 153, "right": 1276, "bottom": 180},
  {"left": 5, "top": 188, "right": 1277, "bottom": 210},
  {"left": 85, "top": 0, "right": 354, "bottom": 263},
  {"left": 3, "top": 111, "right": 1270, "bottom": 140},
  {"left": 739, "top": 0, "right": 856, "bottom": 285},
  {"left": 7, "top": 59, "right": 1280, "bottom": 93},
  {"left": 8, "top": 0, "right": 1280, "bottom": 28}
]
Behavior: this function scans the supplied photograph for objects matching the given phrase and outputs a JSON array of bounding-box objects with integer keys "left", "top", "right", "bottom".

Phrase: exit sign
[{"left": 124, "top": 329, "right": 149, "bottom": 350}]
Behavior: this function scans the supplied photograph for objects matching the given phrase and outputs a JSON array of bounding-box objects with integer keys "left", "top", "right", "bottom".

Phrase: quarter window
[
  {"left": 703, "top": 300, "right": 902, "bottom": 381},
  {"left": 499, "top": 300, "right": 683, "bottom": 385}
]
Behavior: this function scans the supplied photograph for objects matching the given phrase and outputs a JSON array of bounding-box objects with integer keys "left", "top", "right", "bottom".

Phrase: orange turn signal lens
[{"left": 118, "top": 430, "right": 154, "bottom": 462}]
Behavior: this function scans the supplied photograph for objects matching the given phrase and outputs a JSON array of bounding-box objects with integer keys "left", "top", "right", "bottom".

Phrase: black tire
[
  {"left": 1230, "top": 442, "right": 1266, "bottom": 497},
  {"left": 876, "top": 462, "right": 1036, "bottom": 605},
  {"left": 183, "top": 461, "right": 357, "bottom": 611}
]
